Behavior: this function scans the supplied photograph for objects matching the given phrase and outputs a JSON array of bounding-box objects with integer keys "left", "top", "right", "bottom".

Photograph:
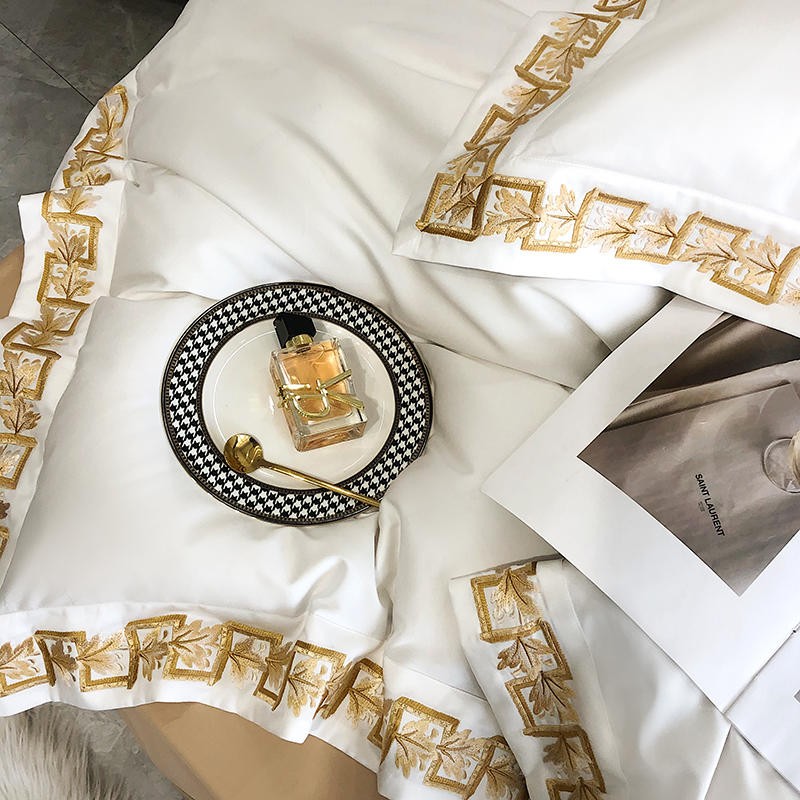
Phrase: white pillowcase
[
  {"left": 396, "top": 0, "right": 800, "bottom": 336},
  {"left": 117, "top": 0, "right": 667, "bottom": 388}
]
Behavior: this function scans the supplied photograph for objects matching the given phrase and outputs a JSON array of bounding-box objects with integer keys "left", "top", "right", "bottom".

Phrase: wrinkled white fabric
[
  {"left": 396, "top": 0, "right": 800, "bottom": 336},
  {"left": 118, "top": 0, "right": 666, "bottom": 388},
  {"left": 452, "top": 560, "right": 796, "bottom": 799},
  {"left": 0, "top": 0, "right": 788, "bottom": 798}
]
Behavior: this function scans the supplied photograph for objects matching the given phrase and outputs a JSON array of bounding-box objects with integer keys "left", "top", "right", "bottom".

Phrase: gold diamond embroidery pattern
[
  {"left": 471, "top": 565, "right": 606, "bottom": 800},
  {"left": 417, "top": 1, "right": 800, "bottom": 310},
  {"left": 0, "top": 85, "right": 128, "bottom": 565},
  {"left": 1, "top": 83, "right": 527, "bottom": 798},
  {"left": 416, "top": 2, "right": 647, "bottom": 242},
  {"left": 0, "top": 617, "right": 529, "bottom": 800}
]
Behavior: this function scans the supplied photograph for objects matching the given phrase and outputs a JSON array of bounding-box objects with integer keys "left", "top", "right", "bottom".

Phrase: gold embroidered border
[
  {"left": 1, "top": 615, "right": 528, "bottom": 800},
  {"left": 61, "top": 86, "right": 128, "bottom": 188},
  {"left": 417, "top": 2, "right": 647, "bottom": 241},
  {"left": 441, "top": 176, "right": 800, "bottom": 307},
  {"left": 471, "top": 565, "right": 605, "bottom": 800},
  {"left": 0, "top": 86, "right": 128, "bottom": 562},
  {"left": 416, "top": 0, "right": 800, "bottom": 311}
]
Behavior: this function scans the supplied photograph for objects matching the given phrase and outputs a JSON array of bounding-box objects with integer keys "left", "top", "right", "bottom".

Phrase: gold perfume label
[{"left": 277, "top": 369, "right": 365, "bottom": 419}]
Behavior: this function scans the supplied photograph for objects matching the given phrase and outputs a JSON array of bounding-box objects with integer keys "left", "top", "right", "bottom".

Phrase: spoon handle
[{"left": 257, "top": 458, "right": 380, "bottom": 509}]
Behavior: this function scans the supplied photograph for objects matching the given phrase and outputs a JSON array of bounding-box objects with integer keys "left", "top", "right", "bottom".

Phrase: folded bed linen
[
  {"left": 0, "top": 0, "right": 789, "bottom": 798},
  {"left": 451, "top": 559, "right": 800, "bottom": 800}
]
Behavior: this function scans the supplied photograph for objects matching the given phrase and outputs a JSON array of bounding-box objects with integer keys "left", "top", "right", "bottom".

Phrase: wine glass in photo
[{"left": 763, "top": 431, "right": 800, "bottom": 493}]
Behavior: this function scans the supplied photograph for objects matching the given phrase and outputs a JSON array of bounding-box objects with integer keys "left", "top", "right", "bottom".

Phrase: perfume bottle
[{"left": 269, "top": 313, "right": 367, "bottom": 452}]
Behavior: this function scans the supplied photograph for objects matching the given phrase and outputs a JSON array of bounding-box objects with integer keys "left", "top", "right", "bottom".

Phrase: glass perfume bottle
[{"left": 269, "top": 313, "right": 367, "bottom": 452}]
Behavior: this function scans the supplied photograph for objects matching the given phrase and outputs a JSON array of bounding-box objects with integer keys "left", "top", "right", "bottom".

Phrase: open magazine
[{"left": 484, "top": 296, "right": 800, "bottom": 790}]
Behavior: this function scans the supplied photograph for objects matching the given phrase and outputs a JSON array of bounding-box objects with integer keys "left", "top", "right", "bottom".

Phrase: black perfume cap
[{"left": 274, "top": 313, "right": 317, "bottom": 347}]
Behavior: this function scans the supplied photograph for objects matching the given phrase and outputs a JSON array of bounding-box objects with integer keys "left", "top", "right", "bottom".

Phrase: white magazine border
[{"left": 484, "top": 296, "right": 800, "bottom": 711}]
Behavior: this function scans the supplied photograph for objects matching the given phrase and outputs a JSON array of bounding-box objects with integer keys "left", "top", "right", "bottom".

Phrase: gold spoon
[{"left": 223, "top": 433, "right": 380, "bottom": 509}]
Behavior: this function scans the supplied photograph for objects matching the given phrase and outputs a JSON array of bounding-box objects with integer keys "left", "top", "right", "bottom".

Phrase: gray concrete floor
[
  {"left": 1, "top": 2, "right": 187, "bottom": 796},
  {"left": 0, "top": 0, "right": 186, "bottom": 257}
]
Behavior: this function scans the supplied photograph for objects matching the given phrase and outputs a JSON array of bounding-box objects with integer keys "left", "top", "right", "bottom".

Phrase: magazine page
[
  {"left": 484, "top": 296, "right": 800, "bottom": 710},
  {"left": 727, "top": 631, "right": 800, "bottom": 790}
]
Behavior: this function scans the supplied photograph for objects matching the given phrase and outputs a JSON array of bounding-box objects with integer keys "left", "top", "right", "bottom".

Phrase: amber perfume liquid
[{"left": 270, "top": 337, "right": 367, "bottom": 452}]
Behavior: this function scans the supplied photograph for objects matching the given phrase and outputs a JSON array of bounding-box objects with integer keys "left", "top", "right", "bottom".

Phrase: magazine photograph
[
  {"left": 580, "top": 315, "right": 800, "bottom": 595},
  {"left": 484, "top": 297, "right": 800, "bottom": 714}
]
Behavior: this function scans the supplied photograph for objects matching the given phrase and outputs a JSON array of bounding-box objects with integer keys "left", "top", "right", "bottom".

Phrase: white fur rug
[{"left": 0, "top": 706, "right": 137, "bottom": 800}]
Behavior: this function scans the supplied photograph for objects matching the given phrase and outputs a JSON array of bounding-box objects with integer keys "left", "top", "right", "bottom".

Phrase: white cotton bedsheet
[{"left": 0, "top": 0, "right": 789, "bottom": 798}]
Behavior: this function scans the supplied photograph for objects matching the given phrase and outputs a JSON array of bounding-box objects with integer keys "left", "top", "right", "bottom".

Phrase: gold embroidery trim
[
  {"left": 61, "top": 86, "right": 128, "bottom": 188},
  {"left": 471, "top": 564, "right": 605, "bottom": 800},
  {"left": 417, "top": 3, "right": 646, "bottom": 241},
  {"left": 0, "top": 86, "right": 128, "bottom": 562},
  {"left": 1, "top": 616, "right": 528, "bottom": 800},
  {"left": 416, "top": 2, "right": 800, "bottom": 310}
]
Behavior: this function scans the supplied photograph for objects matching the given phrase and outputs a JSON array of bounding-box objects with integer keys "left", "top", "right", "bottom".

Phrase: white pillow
[
  {"left": 0, "top": 295, "right": 385, "bottom": 624},
  {"left": 0, "top": 179, "right": 123, "bottom": 586},
  {"left": 116, "top": 0, "right": 667, "bottom": 388},
  {"left": 396, "top": 0, "right": 800, "bottom": 336}
]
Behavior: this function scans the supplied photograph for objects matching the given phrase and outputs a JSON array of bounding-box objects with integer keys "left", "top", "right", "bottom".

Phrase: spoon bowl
[{"left": 223, "top": 433, "right": 264, "bottom": 474}]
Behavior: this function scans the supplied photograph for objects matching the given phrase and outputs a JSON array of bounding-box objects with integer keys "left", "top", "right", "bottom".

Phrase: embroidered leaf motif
[
  {"left": 447, "top": 147, "right": 490, "bottom": 182},
  {"left": 567, "top": 778, "right": 604, "bottom": 800},
  {"left": 20, "top": 304, "right": 71, "bottom": 349},
  {"left": 504, "top": 83, "right": 550, "bottom": 115},
  {"left": 0, "top": 496, "right": 9, "bottom": 520},
  {"left": 732, "top": 236, "right": 782, "bottom": 286},
  {"left": 484, "top": 753, "right": 526, "bottom": 800},
  {"left": 435, "top": 175, "right": 484, "bottom": 225},
  {"left": 227, "top": 636, "right": 271, "bottom": 684},
  {"left": 536, "top": 40, "right": 587, "bottom": 83},
  {"left": 534, "top": 16, "right": 604, "bottom": 83},
  {"left": 77, "top": 634, "right": 126, "bottom": 676},
  {"left": 49, "top": 641, "right": 78, "bottom": 680},
  {"left": 166, "top": 620, "right": 221, "bottom": 671},
  {"left": 138, "top": 629, "right": 170, "bottom": 681},
  {"left": 345, "top": 672, "right": 384, "bottom": 724},
  {"left": 586, "top": 209, "right": 636, "bottom": 252},
  {"left": 318, "top": 661, "right": 382, "bottom": 723},
  {"left": 285, "top": 656, "right": 327, "bottom": 716},
  {"left": 88, "top": 96, "right": 124, "bottom": 156},
  {"left": 679, "top": 226, "right": 737, "bottom": 273},
  {"left": 0, "top": 395, "right": 40, "bottom": 434},
  {"left": 550, "top": 15, "right": 602, "bottom": 47},
  {"left": 317, "top": 662, "right": 384, "bottom": 725},
  {"left": 0, "top": 638, "right": 41, "bottom": 681},
  {"left": 53, "top": 186, "right": 97, "bottom": 214},
  {"left": 528, "top": 669, "right": 578, "bottom": 722},
  {"left": 543, "top": 733, "right": 592, "bottom": 778},
  {"left": 0, "top": 351, "right": 39, "bottom": 397},
  {"left": 52, "top": 264, "right": 94, "bottom": 301},
  {"left": 483, "top": 188, "right": 540, "bottom": 243},
  {"left": 435, "top": 728, "right": 486, "bottom": 781},
  {"left": 490, "top": 568, "right": 539, "bottom": 619},
  {"left": 66, "top": 151, "right": 112, "bottom": 187},
  {"left": 541, "top": 185, "right": 579, "bottom": 240},
  {"left": 640, "top": 209, "right": 678, "bottom": 249},
  {"left": 391, "top": 718, "right": 438, "bottom": 778},
  {"left": 48, "top": 226, "right": 88, "bottom": 266},
  {"left": 497, "top": 635, "right": 553, "bottom": 678}
]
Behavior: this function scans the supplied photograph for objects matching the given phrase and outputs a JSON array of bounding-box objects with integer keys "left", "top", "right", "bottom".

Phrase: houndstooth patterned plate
[{"left": 161, "top": 283, "right": 433, "bottom": 525}]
